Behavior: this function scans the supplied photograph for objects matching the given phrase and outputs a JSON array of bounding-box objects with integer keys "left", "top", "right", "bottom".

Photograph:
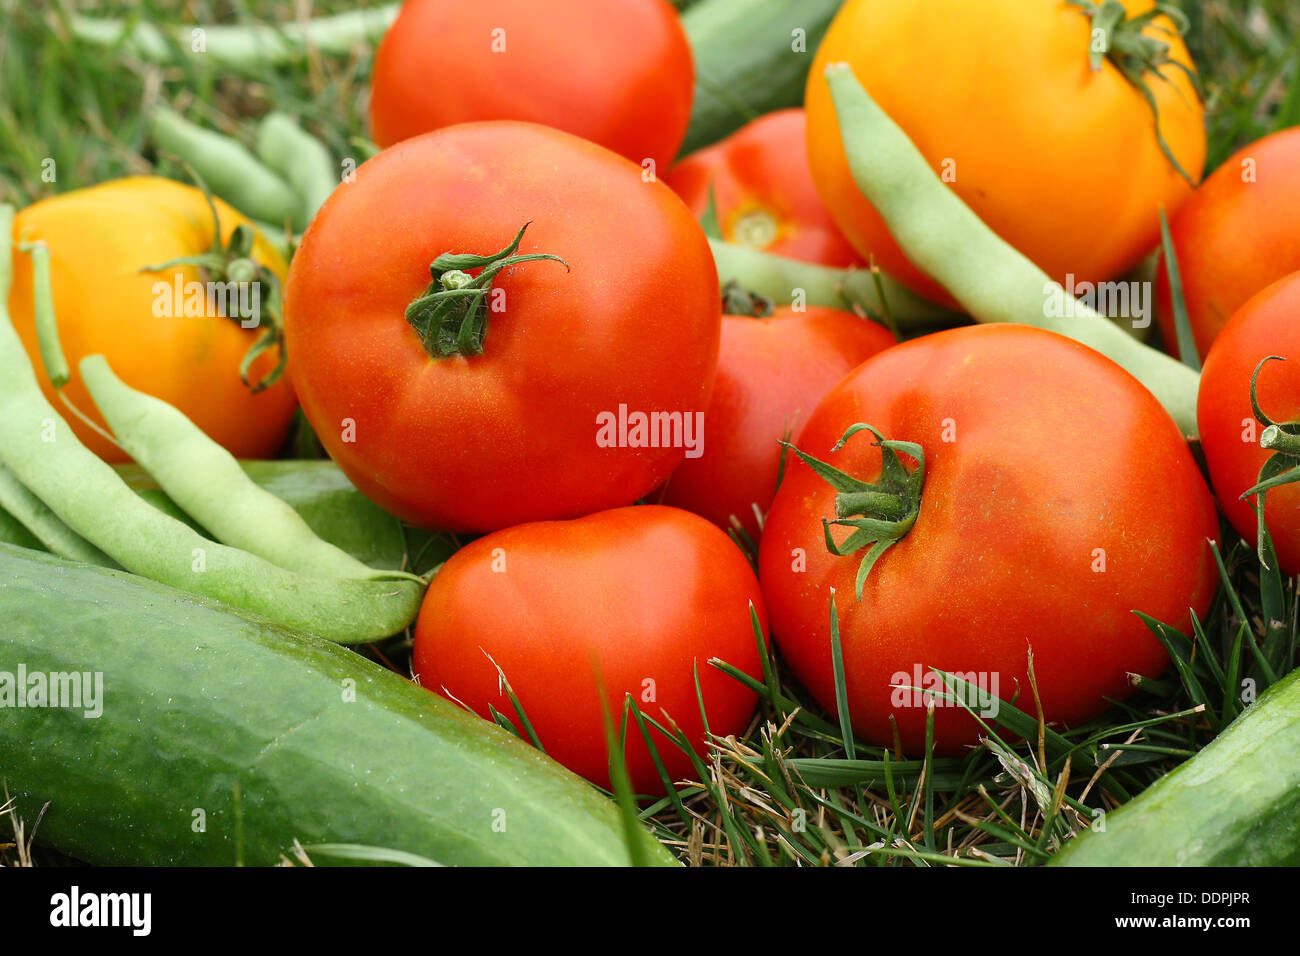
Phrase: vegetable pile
[{"left": 2, "top": 0, "right": 1300, "bottom": 869}]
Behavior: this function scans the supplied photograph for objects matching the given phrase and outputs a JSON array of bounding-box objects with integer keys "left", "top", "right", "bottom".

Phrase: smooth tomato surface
[
  {"left": 8, "top": 177, "right": 295, "bottom": 462},
  {"left": 666, "top": 109, "right": 862, "bottom": 268},
  {"left": 370, "top": 0, "right": 693, "bottom": 172},
  {"left": 659, "top": 305, "right": 894, "bottom": 541},
  {"left": 1198, "top": 271, "right": 1300, "bottom": 575},
  {"left": 806, "top": 0, "right": 1205, "bottom": 305},
  {"left": 284, "top": 122, "right": 719, "bottom": 532},
  {"left": 1157, "top": 127, "right": 1300, "bottom": 362},
  {"left": 759, "top": 325, "right": 1219, "bottom": 754},
  {"left": 412, "top": 505, "right": 764, "bottom": 793}
]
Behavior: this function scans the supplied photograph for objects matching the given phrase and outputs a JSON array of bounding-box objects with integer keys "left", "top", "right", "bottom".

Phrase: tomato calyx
[
  {"left": 405, "top": 222, "right": 569, "bottom": 358},
  {"left": 783, "top": 423, "right": 926, "bottom": 599},
  {"left": 721, "top": 280, "right": 775, "bottom": 318},
  {"left": 140, "top": 205, "right": 287, "bottom": 393},
  {"left": 1067, "top": 0, "right": 1200, "bottom": 187},
  {"left": 1241, "top": 356, "right": 1300, "bottom": 500}
]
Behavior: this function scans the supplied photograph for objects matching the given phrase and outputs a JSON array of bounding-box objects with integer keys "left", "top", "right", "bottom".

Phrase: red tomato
[
  {"left": 1157, "top": 127, "right": 1300, "bottom": 361},
  {"left": 659, "top": 305, "right": 894, "bottom": 541},
  {"left": 284, "top": 122, "right": 719, "bottom": 533},
  {"left": 758, "top": 325, "right": 1218, "bottom": 754},
  {"left": 412, "top": 505, "right": 765, "bottom": 793},
  {"left": 370, "top": 0, "right": 694, "bottom": 173},
  {"left": 665, "top": 109, "right": 862, "bottom": 268},
  {"left": 1198, "top": 271, "right": 1300, "bottom": 575}
]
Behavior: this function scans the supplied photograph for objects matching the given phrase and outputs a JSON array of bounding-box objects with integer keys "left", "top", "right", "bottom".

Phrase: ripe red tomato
[
  {"left": 284, "top": 122, "right": 719, "bottom": 533},
  {"left": 758, "top": 325, "right": 1218, "bottom": 754},
  {"left": 659, "top": 305, "right": 894, "bottom": 541},
  {"left": 370, "top": 0, "right": 694, "bottom": 173},
  {"left": 665, "top": 109, "right": 862, "bottom": 268},
  {"left": 412, "top": 505, "right": 765, "bottom": 793},
  {"left": 1157, "top": 127, "right": 1300, "bottom": 362},
  {"left": 1198, "top": 271, "right": 1300, "bottom": 575}
]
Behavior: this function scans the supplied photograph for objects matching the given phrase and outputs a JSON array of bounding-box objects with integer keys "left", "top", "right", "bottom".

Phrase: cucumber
[
  {"left": 1051, "top": 666, "right": 1300, "bottom": 866},
  {"left": 0, "top": 544, "right": 674, "bottom": 866},
  {"left": 680, "top": 0, "right": 843, "bottom": 155},
  {"left": 0, "top": 459, "right": 457, "bottom": 575}
]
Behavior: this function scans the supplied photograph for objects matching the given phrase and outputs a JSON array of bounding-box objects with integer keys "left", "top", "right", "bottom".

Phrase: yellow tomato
[
  {"left": 806, "top": 0, "right": 1206, "bottom": 305},
  {"left": 8, "top": 177, "right": 297, "bottom": 462}
]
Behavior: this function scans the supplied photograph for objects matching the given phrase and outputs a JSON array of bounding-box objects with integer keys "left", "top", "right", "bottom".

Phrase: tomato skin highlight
[
  {"left": 805, "top": 0, "right": 1204, "bottom": 305},
  {"left": 666, "top": 109, "right": 862, "bottom": 268},
  {"left": 284, "top": 122, "right": 720, "bottom": 533},
  {"left": 659, "top": 306, "right": 894, "bottom": 541},
  {"left": 412, "top": 505, "right": 765, "bottom": 794},
  {"left": 370, "top": 0, "right": 694, "bottom": 173},
  {"left": 1157, "top": 128, "right": 1300, "bottom": 362},
  {"left": 7, "top": 177, "right": 296, "bottom": 463},
  {"left": 1198, "top": 272, "right": 1300, "bottom": 576},
  {"left": 758, "top": 325, "right": 1219, "bottom": 755}
]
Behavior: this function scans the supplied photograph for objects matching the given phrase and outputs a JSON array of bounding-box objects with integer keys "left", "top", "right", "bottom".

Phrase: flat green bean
[{"left": 825, "top": 64, "right": 1201, "bottom": 435}]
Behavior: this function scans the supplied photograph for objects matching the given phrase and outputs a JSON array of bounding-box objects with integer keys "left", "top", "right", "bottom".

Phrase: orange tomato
[
  {"left": 665, "top": 109, "right": 862, "bottom": 268},
  {"left": 805, "top": 0, "right": 1206, "bottom": 305},
  {"left": 7, "top": 177, "right": 296, "bottom": 463}
]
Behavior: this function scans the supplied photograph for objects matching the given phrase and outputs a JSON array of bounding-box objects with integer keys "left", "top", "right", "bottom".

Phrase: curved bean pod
[
  {"left": 79, "top": 354, "right": 411, "bottom": 583},
  {"left": 150, "top": 108, "right": 303, "bottom": 229},
  {"left": 824, "top": 63, "right": 1201, "bottom": 435}
]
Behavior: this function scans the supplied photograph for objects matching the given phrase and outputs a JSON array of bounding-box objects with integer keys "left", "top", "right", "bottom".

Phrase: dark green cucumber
[
  {"left": 1051, "top": 667, "right": 1300, "bottom": 866},
  {"left": 0, "top": 459, "right": 457, "bottom": 575},
  {"left": 0, "top": 545, "right": 674, "bottom": 866},
  {"left": 680, "top": 0, "right": 843, "bottom": 154}
]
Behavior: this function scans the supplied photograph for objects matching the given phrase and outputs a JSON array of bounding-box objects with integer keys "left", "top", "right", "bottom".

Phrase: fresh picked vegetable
[
  {"left": 806, "top": 0, "right": 1205, "bottom": 306},
  {"left": 759, "top": 324, "right": 1219, "bottom": 754},
  {"left": 659, "top": 297, "right": 894, "bottom": 542},
  {"left": 6, "top": 178, "right": 297, "bottom": 461},
  {"left": 284, "top": 121, "right": 721, "bottom": 533},
  {"left": 370, "top": 0, "right": 694, "bottom": 172},
  {"left": 0, "top": 544, "right": 672, "bottom": 867},
  {"left": 1156, "top": 126, "right": 1300, "bottom": 362},
  {"left": 412, "top": 505, "right": 765, "bottom": 794},
  {"left": 1198, "top": 270, "right": 1300, "bottom": 576}
]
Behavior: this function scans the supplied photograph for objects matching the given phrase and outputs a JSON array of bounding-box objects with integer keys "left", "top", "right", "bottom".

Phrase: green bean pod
[
  {"left": 255, "top": 112, "right": 339, "bottom": 226},
  {"left": 824, "top": 64, "right": 1201, "bottom": 435},
  {"left": 0, "top": 207, "right": 424, "bottom": 643},
  {"left": 0, "top": 463, "right": 116, "bottom": 567},
  {"left": 150, "top": 108, "right": 304, "bottom": 229},
  {"left": 710, "top": 238, "right": 958, "bottom": 330},
  {"left": 69, "top": 6, "right": 399, "bottom": 72},
  {"left": 79, "top": 354, "right": 397, "bottom": 582}
]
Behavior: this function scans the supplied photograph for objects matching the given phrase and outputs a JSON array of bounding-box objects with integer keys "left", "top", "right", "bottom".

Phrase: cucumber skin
[
  {"left": 0, "top": 545, "right": 674, "bottom": 866},
  {"left": 1052, "top": 667, "right": 1300, "bottom": 866},
  {"left": 680, "top": 0, "right": 843, "bottom": 155}
]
